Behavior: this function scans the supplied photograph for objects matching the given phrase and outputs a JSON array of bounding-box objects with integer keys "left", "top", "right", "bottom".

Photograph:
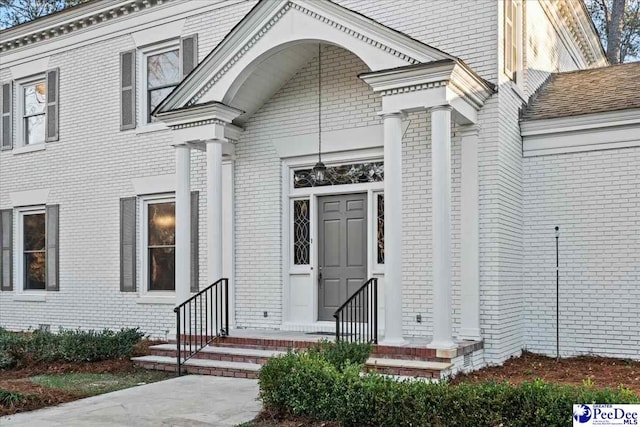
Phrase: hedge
[
  {"left": 0, "top": 327, "right": 145, "bottom": 369},
  {"left": 259, "top": 346, "right": 639, "bottom": 427}
]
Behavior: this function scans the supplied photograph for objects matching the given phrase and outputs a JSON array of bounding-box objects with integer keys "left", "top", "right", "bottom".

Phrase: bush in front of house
[
  {"left": 259, "top": 345, "right": 639, "bottom": 427},
  {"left": 305, "top": 339, "right": 371, "bottom": 371},
  {"left": 0, "top": 327, "right": 145, "bottom": 368}
]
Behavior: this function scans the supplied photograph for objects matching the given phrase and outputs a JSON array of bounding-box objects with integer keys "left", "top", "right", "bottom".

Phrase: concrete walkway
[{"left": 0, "top": 375, "right": 261, "bottom": 427}]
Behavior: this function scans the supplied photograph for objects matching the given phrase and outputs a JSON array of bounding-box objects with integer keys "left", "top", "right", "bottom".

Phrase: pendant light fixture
[{"left": 312, "top": 43, "right": 326, "bottom": 184}]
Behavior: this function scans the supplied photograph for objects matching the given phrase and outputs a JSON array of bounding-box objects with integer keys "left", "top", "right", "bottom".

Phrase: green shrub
[
  {"left": 259, "top": 349, "right": 640, "bottom": 427},
  {"left": 306, "top": 340, "right": 371, "bottom": 371},
  {"left": 0, "top": 327, "right": 145, "bottom": 368},
  {"left": 0, "top": 389, "right": 26, "bottom": 407}
]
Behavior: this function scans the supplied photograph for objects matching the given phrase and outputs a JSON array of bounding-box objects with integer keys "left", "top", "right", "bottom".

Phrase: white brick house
[{"left": 0, "top": 0, "right": 637, "bottom": 365}]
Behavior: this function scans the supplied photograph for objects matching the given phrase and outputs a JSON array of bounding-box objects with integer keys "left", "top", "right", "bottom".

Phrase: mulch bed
[
  {"left": 451, "top": 351, "right": 640, "bottom": 395},
  {"left": 0, "top": 340, "right": 165, "bottom": 416}
]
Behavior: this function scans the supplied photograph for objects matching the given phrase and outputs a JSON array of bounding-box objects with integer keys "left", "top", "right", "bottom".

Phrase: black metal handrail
[
  {"left": 333, "top": 278, "right": 378, "bottom": 344},
  {"left": 174, "top": 278, "right": 229, "bottom": 376}
]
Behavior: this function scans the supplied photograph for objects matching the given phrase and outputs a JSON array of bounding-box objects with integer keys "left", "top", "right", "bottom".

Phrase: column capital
[
  {"left": 430, "top": 104, "right": 453, "bottom": 113},
  {"left": 378, "top": 111, "right": 406, "bottom": 119},
  {"left": 457, "top": 124, "right": 480, "bottom": 138}
]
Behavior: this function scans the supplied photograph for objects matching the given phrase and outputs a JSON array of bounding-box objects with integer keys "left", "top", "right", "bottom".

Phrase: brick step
[
  {"left": 149, "top": 344, "right": 286, "bottom": 364},
  {"left": 132, "top": 355, "right": 261, "bottom": 379},
  {"left": 364, "top": 357, "right": 452, "bottom": 379}
]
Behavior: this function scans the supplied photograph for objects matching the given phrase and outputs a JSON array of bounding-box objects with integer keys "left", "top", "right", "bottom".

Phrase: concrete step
[
  {"left": 365, "top": 357, "right": 452, "bottom": 379},
  {"left": 149, "top": 344, "right": 286, "bottom": 364},
  {"left": 132, "top": 355, "right": 261, "bottom": 379}
]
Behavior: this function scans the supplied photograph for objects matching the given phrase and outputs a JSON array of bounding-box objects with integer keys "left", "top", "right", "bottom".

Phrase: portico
[{"left": 154, "top": 0, "right": 493, "bottom": 350}]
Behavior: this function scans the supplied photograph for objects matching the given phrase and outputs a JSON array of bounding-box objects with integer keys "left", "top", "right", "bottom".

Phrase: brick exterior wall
[{"left": 1, "top": 0, "right": 628, "bottom": 363}]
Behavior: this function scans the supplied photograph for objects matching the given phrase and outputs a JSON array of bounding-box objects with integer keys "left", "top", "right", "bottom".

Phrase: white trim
[
  {"left": 10, "top": 57, "right": 50, "bottom": 80},
  {"left": 12, "top": 293, "right": 46, "bottom": 302},
  {"left": 135, "top": 295, "right": 176, "bottom": 305},
  {"left": 282, "top": 150, "right": 384, "bottom": 326},
  {"left": 10, "top": 189, "right": 50, "bottom": 207},
  {"left": 0, "top": 1, "right": 246, "bottom": 68},
  {"left": 11, "top": 144, "right": 46, "bottom": 155},
  {"left": 131, "top": 19, "right": 185, "bottom": 48},
  {"left": 139, "top": 194, "right": 176, "bottom": 297},
  {"left": 131, "top": 174, "right": 176, "bottom": 195},
  {"left": 15, "top": 206, "right": 47, "bottom": 294},
  {"left": 521, "top": 110, "right": 640, "bottom": 157}
]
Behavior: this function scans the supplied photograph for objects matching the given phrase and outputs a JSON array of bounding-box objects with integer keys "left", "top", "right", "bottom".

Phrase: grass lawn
[{"left": 0, "top": 337, "right": 171, "bottom": 416}]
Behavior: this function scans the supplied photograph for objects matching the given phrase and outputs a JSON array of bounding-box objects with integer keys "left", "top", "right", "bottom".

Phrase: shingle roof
[{"left": 521, "top": 62, "right": 640, "bottom": 121}]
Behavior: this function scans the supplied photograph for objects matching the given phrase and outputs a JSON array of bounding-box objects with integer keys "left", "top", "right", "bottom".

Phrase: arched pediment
[{"left": 154, "top": 0, "right": 454, "bottom": 121}]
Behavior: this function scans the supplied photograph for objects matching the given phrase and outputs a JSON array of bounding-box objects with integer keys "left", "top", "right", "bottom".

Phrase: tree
[
  {"left": 587, "top": 0, "right": 640, "bottom": 63},
  {"left": 0, "top": 0, "right": 87, "bottom": 30}
]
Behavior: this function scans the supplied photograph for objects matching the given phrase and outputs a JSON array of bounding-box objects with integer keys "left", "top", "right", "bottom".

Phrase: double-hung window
[
  {"left": 22, "top": 81, "right": 47, "bottom": 145},
  {"left": 22, "top": 210, "right": 46, "bottom": 290},
  {"left": 146, "top": 48, "right": 180, "bottom": 123},
  {"left": 146, "top": 199, "right": 176, "bottom": 291}
]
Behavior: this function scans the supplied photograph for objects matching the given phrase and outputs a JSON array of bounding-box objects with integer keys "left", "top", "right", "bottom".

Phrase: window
[
  {"left": 22, "top": 210, "right": 46, "bottom": 290},
  {"left": 22, "top": 80, "right": 46, "bottom": 145},
  {"left": 146, "top": 199, "right": 175, "bottom": 291},
  {"left": 293, "top": 199, "right": 310, "bottom": 265},
  {"left": 145, "top": 48, "right": 180, "bottom": 123},
  {"left": 376, "top": 193, "right": 384, "bottom": 264},
  {"left": 293, "top": 162, "right": 384, "bottom": 188},
  {"left": 504, "top": 0, "right": 522, "bottom": 82}
]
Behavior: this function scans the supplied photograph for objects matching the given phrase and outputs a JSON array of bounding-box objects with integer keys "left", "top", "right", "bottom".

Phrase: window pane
[
  {"left": 294, "top": 162, "right": 384, "bottom": 189},
  {"left": 148, "top": 87, "right": 176, "bottom": 117},
  {"left": 149, "top": 247, "right": 175, "bottom": 291},
  {"left": 24, "top": 213, "right": 45, "bottom": 251},
  {"left": 148, "top": 202, "right": 175, "bottom": 246},
  {"left": 147, "top": 50, "right": 179, "bottom": 88},
  {"left": 293, "top": 199, "right": 310, "bottom": 265},
  {"left": 25, "top": 115, "right": 45, "bottom": 145},
  {"left": 24, "top": 83, "right": 46, "bottom": 116},
  {"left": 377, "top": 194, "right": 384, "bottom": 264},
  {"left": 24, "top": 252, "right": 46, "bottom": 290}
]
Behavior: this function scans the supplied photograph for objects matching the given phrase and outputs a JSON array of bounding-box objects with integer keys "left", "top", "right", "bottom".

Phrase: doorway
[{"left": 317, "top": 193, "right": 368, "bottom": 321}]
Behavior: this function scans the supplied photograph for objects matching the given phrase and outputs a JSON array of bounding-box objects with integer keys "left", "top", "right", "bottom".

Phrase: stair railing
[
  {"left": 333, "top": 278, "right": 378, "bottom": 344},
  {"left": 174, "top": 278, "right": 229, "bottom": 376}
]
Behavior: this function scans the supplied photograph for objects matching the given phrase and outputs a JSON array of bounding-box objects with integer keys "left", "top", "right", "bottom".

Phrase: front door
[{"left": 317, "top": 193, "right": 367, "bottom": 321}]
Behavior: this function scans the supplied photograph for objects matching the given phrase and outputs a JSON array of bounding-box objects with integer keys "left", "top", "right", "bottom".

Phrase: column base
[
  {"left": 457, "top": 328, "right": 481, "bottom": 341},
  {"left": 379, "top": 336, "right": 407, "bottom": 346},
  {"left": 427, "top": 339, "right": 457, "bottom": 351}
]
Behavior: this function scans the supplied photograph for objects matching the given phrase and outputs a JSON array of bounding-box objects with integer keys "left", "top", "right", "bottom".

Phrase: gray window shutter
[
  {"left": 120, "top": 50, "right": 136, "bottom": 130},
  {"left": 1, "top": 82, "right": 12, "bottom": 151},
  {"left": 45, "top": 68, "right": 59, "bottom": 142},
  {"left": 191, "top": 191, "right": 199, "bottom": 293},
  {"left": 120, "top": 197, "right": 137, "bottom": 292},
  {"left": 45, "top": 204, "right": 59, "bottom": 291},
  {"left": 0, "top": 209, "right": 13, "bottom": 291},
  {"left": 181, "top": 34, "right": 198, "bottom": 78}
]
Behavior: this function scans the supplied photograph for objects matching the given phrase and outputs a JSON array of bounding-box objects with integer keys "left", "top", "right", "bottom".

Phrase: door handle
[{"left": 318, "top": 266, "right": 323, "bottom": 284}]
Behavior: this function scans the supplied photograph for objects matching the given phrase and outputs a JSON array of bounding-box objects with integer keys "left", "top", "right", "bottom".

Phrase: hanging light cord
[{"left": 318, "top": 43, "right": 322, "bottom": 164}]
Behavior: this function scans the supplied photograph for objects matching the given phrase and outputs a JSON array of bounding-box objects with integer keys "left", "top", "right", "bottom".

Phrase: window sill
[
  {"left": 136, "top": 295, "right": 176, "bottom": 305},
  {"left": 12, "top": 144, "right": 46, "bottom": 155},
  {"left": 134, "top": 122, "right": 168, "bottom": 135},
  {"left": 13, "top": 293, "right": 46, "bottom": 302}
]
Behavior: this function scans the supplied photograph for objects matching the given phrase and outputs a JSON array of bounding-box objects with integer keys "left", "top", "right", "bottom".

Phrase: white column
[
  {"left": 459, "top": 126, "right": 481, "bottom": 340},
  {"left": 206, "top": 140, "right": 223, "bottom": 283},
  {"left": 429, "top": 105, "right": 455, "bottom": 350},
  {"left": 381, "top": 112, "right": 405, "bottom": 345},
  {"left": 175, "top": 144, "right": 191, "bottom": 306}
]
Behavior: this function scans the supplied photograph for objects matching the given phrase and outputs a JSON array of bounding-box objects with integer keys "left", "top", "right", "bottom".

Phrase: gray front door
[{"left": 317, "top": 193, "right": 367, "bottom": 321}]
